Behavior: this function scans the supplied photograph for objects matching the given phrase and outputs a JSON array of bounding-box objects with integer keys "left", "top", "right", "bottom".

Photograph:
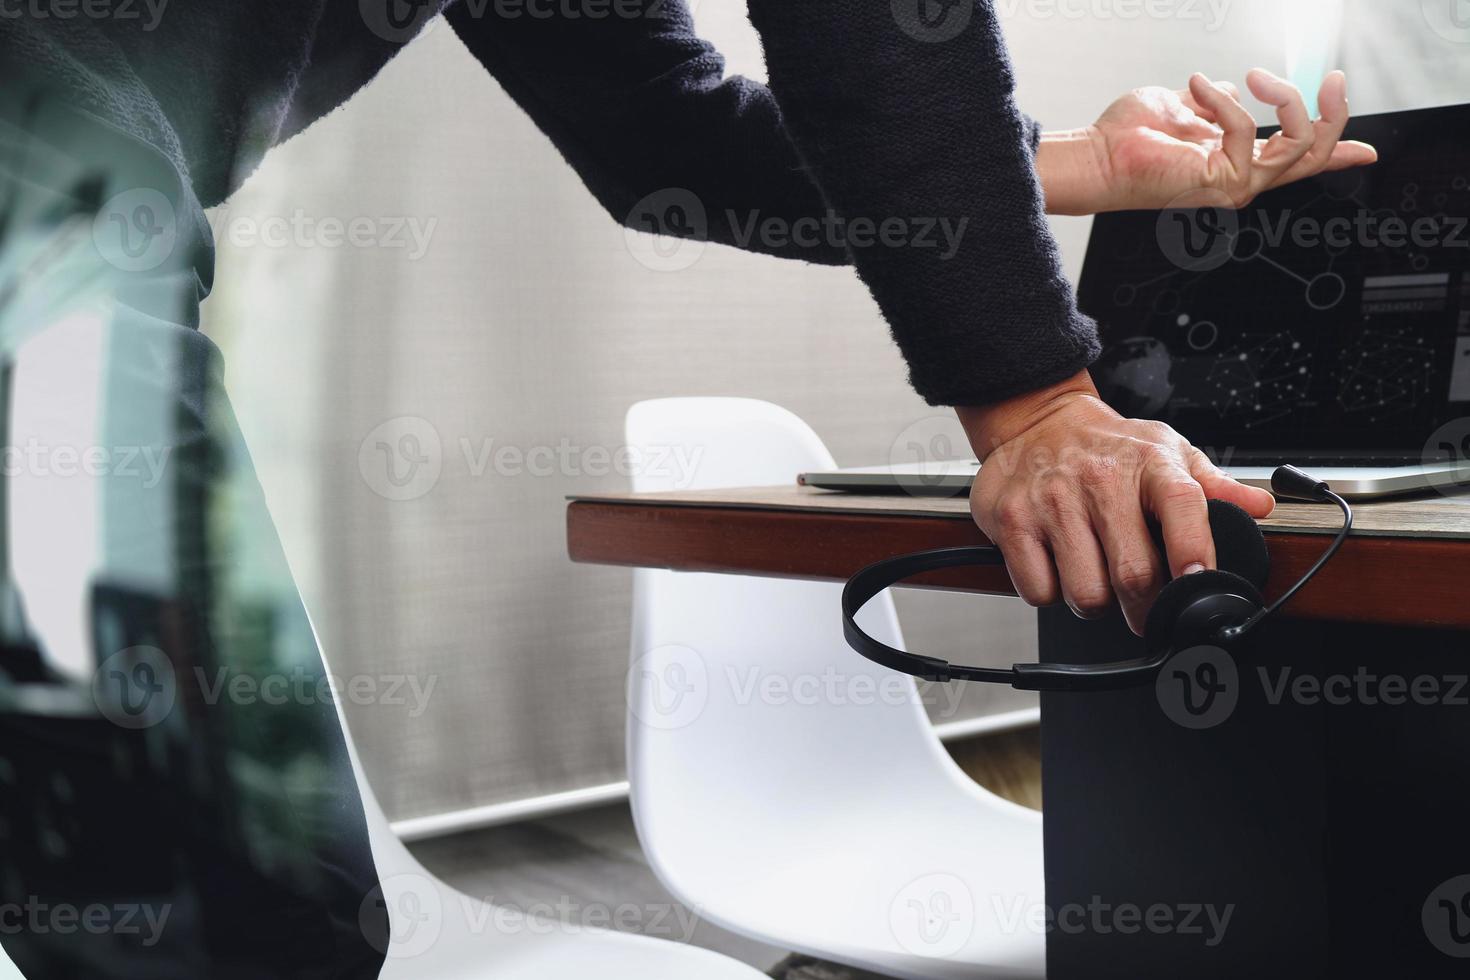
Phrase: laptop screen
[{"left": 1077, "top": 101, "right": 1470, "bottom": 458}]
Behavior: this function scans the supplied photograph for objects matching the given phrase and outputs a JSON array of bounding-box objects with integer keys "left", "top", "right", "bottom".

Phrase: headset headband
[{"left": 841, "top": 466, "right": 1352, "bottom": 693}]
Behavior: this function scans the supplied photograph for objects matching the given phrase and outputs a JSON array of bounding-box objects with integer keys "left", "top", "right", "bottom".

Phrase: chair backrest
[
  {"left": 626, "top": 397, "right": 837, "bottom": 494},
  {"left": 625, "top": 399, "right": 987, "bottom": 850}
]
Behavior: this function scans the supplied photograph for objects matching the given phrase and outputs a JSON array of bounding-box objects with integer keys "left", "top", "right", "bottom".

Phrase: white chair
[
  {"left": 0, "top": 945, "right": 21, "bottom": 979},
  {"left": 322, "top": 633, "right": 772, "bottom": 979},
  {"left": 625, "top": 398, "right": 1045, "bottom": 980}
]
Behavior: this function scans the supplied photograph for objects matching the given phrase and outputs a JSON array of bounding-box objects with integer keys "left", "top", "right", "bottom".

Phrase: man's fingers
[
  {"left": 998, "top": 531, "right": 1060, "bottom": 608},
  {"left": 1188, "top": 73, "right": 1257, "bottom": 192},
  {"left": 1046, "top": 514, "right": 1114, "bottom": 620},
  {"left": 1177, "top": 71, "right": 1374, "bottom": 195},
  {"left": 1306, "top": 68, "right": 1349, "bottom": 166},
  {"left": 980, "top": 495, "right": 1060, "bottom": 606},
  {"left": 1317, "top": 141, "right": 1379, "bottom": 173},
  {"left": 1087, "top": 492, "right": 1164, "bottom": 635},
  {"left": 1150, "top": 86, "right": 1225, "bottom": 141},
  {"left": 1246, "top": 68, "right": 1316, "bottom": 190},
  {"left": 1143, "top": 465, "right": 1215, "bottom": 579},
  {"left": 1248, "top": 68, "right": 1313, "bottom": 141},
  {"left": 1189, "top": 452, "right": 1276, "bottom": 518},
  {"left": 1274, "top": 71, "right": 1377, "bottom": 185},
  {"left": 1177, "top": 79, "right": 1239, "bottom": 121}
]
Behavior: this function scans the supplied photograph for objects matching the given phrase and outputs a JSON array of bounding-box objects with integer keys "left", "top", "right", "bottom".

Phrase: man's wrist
[
  {"left": 1034, "top": 127, "right": 1109, "bottom": 216},
  {"left": 957, "top": 369, "right": 1102, "bottom": 461}
]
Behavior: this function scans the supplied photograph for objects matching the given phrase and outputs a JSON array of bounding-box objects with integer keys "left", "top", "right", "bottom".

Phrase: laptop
[{"left": 804, "top": 101, "right": 1470, "bottom": 501}]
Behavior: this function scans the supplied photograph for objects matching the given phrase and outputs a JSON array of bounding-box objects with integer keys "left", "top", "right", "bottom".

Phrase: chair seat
[{"left": 637, "top": 783, "right": 1044, "bottom": 980}]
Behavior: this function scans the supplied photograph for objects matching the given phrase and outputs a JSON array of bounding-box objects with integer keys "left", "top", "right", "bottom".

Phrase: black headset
[{"left": 842, "top": 465, "right": 1353, "bottom": 692}]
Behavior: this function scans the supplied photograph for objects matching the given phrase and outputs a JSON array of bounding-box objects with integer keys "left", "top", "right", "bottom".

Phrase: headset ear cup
[
  {"left": 1150, "top": 498, "right": 1271, "bottom": 591},
  {"left": 1205, "top": 499, "right": 1270, "bottom": 591},
  {"left": 1144, "top": 569, "right": 1264, "bottom": 655}
]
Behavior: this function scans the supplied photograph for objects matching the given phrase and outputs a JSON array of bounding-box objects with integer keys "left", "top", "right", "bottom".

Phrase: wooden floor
[
  {"left": 949, "top": 724, "right": 1043, "bottom": 811},
  {"left": 410, "top": 726, "right": 1042, "bottom": 977}
]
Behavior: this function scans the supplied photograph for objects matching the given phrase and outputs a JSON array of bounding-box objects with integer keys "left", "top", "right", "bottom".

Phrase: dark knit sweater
[{"left": 0, "top": 0, "right": 1099, "bottom": 405}]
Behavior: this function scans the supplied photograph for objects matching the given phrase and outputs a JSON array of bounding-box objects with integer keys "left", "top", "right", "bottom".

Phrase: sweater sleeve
[
  {"left": 744, "top": 0, "right": 1100, "bottom": 405},
  {"left": 444, "top": 1, "right": 847, "bottom": 264}
]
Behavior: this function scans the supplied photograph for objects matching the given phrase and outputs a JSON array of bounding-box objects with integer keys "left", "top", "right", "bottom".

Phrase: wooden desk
[
  {"left": 568, "top": 485, "right": 1470, "bottom": 977},
  {"left": 567, "top": 484, "right": 1470, "bottom": 629}
]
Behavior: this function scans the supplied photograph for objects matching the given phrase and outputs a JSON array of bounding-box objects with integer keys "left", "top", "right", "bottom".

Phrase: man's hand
[
  {"left": 1036, "top": 69, "right": 1378, "bottom": 216},
  {"left": 959, "top": 371, "right": 1275, "bottom": 635}
]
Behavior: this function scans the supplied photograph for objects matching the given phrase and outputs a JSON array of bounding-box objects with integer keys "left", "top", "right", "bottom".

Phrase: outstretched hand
[{"left": 1036, "top": 69, "right": 1378, "bottom": 216}]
